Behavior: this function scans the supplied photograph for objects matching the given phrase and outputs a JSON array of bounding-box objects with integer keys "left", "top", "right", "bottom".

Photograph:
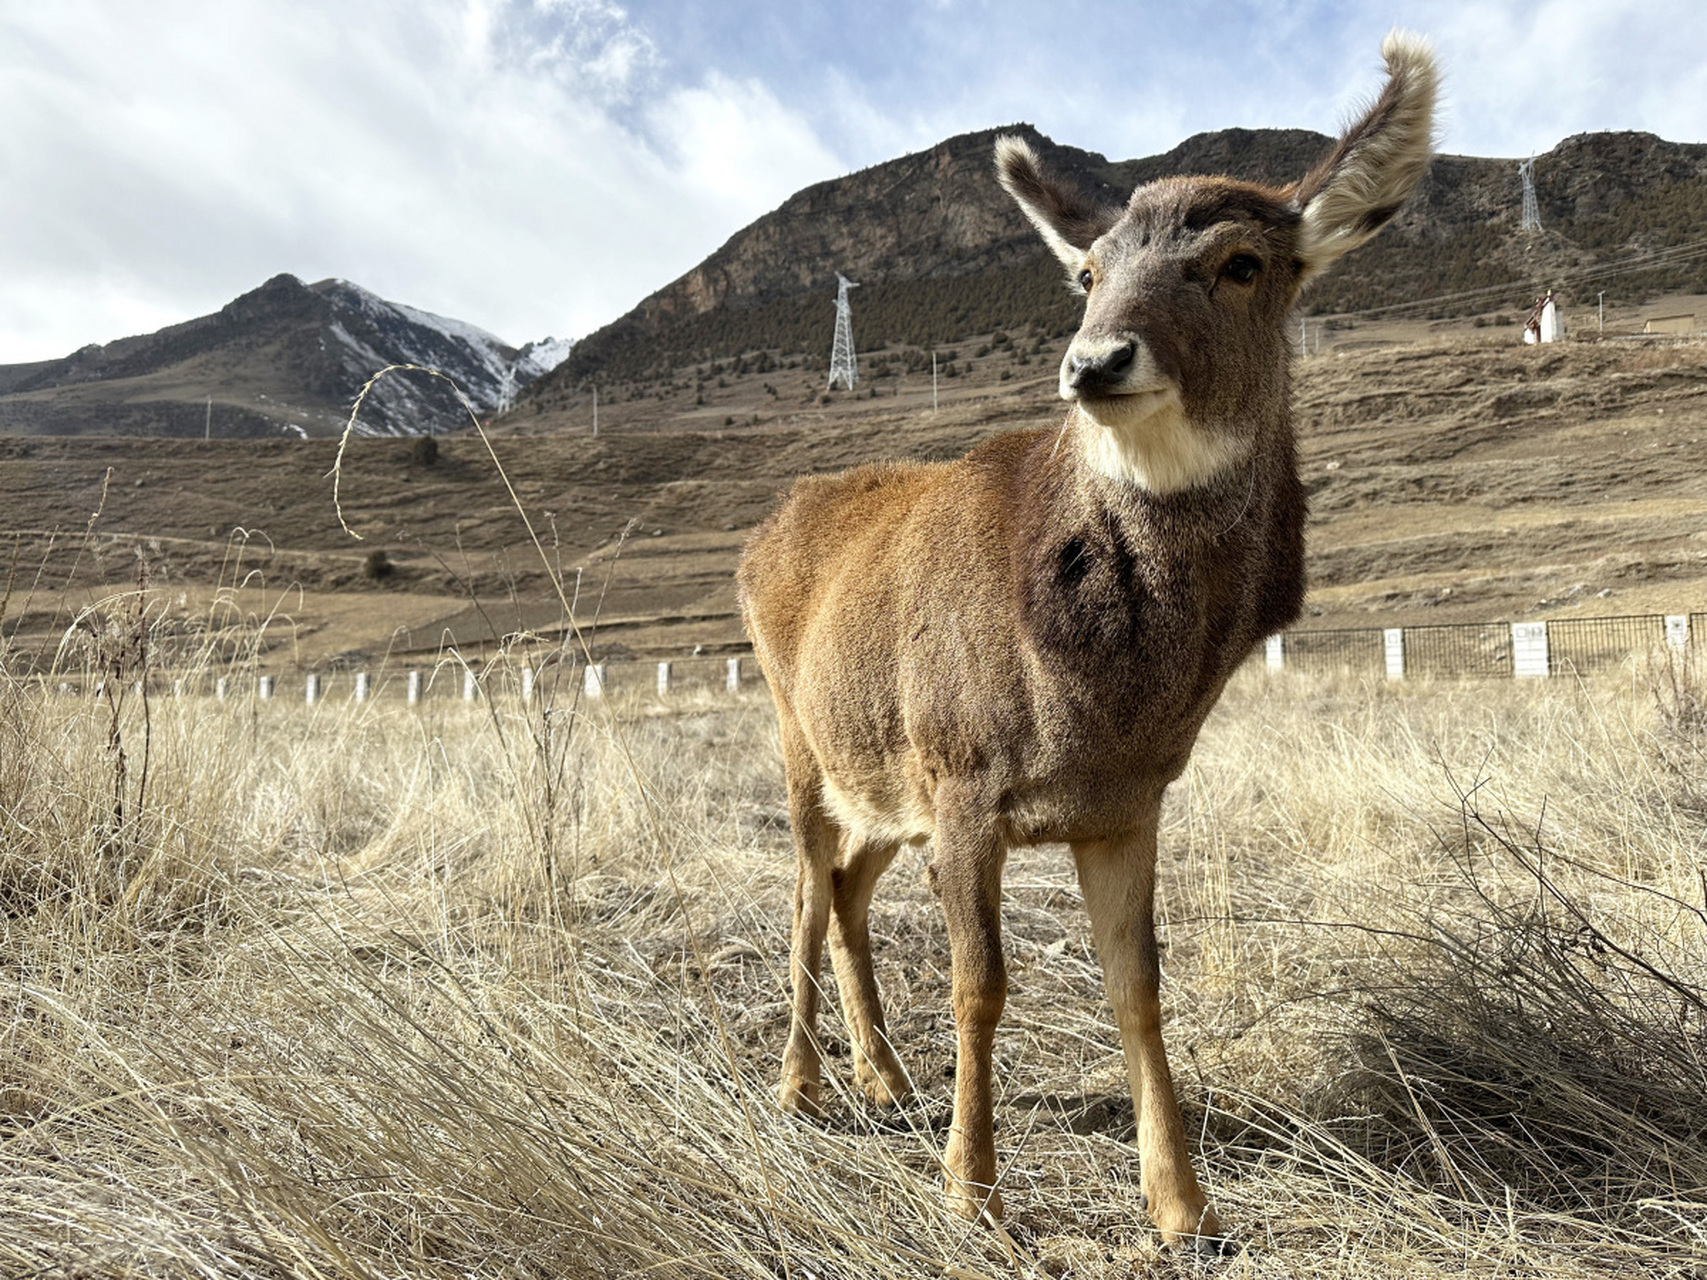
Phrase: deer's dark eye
[
  {"left": 1223, "top": 254, "right": 1261, "bottom": 283},
  {"left": 1077, "top": 269, "right": 1094, "bottom": 292}
]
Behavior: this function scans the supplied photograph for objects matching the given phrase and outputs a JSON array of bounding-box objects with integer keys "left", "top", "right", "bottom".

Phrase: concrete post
[
  {"left": 406, "top": 670, "right": 423, "bottom": 705},
  {"left": 257, "top": 675, "right": 275, "bottom": 700},
  {"left": 584, "top": 663, "right": 606, "bottom": 698},
  {"left": 1265, "top": 634, "right": 1284, "bottom": 670},
  {"left": 656, "top": 661, "right": 672, "bottom": 696},
  {"left": 1512, "top": 622, "right": 1550, "bottom": 678},
  {"left": 463, "top": 669, "right": 478, "bottom": 701},
  {"left": 353, "top": 671, "right": 370, "bottom": 703},
  {"left": 521, "top": 666, "right": 535, "bottom": 704},
  {"left": 1384, "top": 628, "right": 1405, "bottom": 681},
  {"left": 726, "top": 656, "right": 741, "bottom": 693},
  {"left": 305, "top": 673, "right": 321, "bottom": 705}
]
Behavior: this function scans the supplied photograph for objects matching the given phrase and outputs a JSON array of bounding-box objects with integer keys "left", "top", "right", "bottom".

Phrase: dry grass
[{"left": 2, "top": 638, "right": 1704, "bottom": 1276}]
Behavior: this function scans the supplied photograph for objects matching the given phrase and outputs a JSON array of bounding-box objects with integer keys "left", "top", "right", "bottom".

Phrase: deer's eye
[
  {"left": 1077, "top": 269, "right": 1094, "bottom": 292},
  {"left": 1222, "top": 254, "right": 1261, "bottom": 284}
]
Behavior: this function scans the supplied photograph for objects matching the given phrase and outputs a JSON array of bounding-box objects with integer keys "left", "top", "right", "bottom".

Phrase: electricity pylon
[
  {"left": 1519, "top": 156, "right": 1542, "bottom": 233},
  {"left": 828, "top": 274, "right": 859, "bottom": 391}
]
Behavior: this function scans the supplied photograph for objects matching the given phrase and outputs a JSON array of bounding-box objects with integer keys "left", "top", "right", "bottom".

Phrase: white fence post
[
  {"left": 305, "top": 673, "right": 321, "bottom": 706},
  {"left": 173, "top": 678, "right": 184, "bottom": 698},
  {"left": 1512, "top": 622, "right": 1550, "bottom": 678},
  {"left": 1666, "top": 614, "right": 1689, "bottom": 650},
  {"left": 257, "top": 675, "right": 275, "bottom": 700},
  {"left": 1384, "top": 628, "right": 1405, "bottom": 681},
  {"left": 216, "top": 676, "right": 229, "bottom": 701},
  {"left": 584, "top": 663, "right": 606, "bottom": 698},
  {"left": 463, "top": 669, "right": 478, "bottom": 701},
  {"left": 406, "top": 670, "right": 423, "bottom": 705},
  {"left": 1265, "top": 634, "right": 1284, "bottom": 670},
  {"left": 726, "top": 657, "right": 742, "bottom": 693},
  {"left": 521, "top": 666, "right": 535, "bottom": 704},
  {"left": 656, "top": 661, "right": 672, "bottom": 696},
  {"left": 353, "top": 671, "right": 370, "bottom": 703}
]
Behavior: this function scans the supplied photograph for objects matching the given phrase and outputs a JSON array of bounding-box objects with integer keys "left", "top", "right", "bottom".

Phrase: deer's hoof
[
  {"left": 777, "top": 1076, "right": 823, "bottom": 1119},
  {"left": 945, "top": 1177, "right": 1003, "bottom": 1225}
]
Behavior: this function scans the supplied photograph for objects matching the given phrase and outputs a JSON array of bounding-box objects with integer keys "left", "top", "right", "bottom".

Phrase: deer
[{"left": 737, "top": 33, "right": 1437, "bottom": 1253}]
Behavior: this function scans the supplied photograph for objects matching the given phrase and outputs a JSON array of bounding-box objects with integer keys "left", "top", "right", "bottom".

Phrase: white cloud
[
  {"left": 0, "top": 0, "right": 848, "bottom": 362},
  {"left": 1, "top": 0, "right": 1702, "bottom": 366}
]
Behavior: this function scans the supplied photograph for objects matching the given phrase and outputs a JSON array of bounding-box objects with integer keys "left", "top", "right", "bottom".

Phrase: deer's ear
[
  {"left": 995, "top": 136, "right": 1121, "bottom": 274},
  {"left": 1292, "top": 31, "right": 1438, "bottom": 282}
]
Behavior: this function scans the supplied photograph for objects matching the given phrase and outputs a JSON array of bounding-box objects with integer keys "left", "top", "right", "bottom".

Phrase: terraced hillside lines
[
  {"left": 2, "top": 331, "right": 1704, "bottom": 668},
  {"left": 1296, "top": 336, "right": 1707, "bottom": 623}
]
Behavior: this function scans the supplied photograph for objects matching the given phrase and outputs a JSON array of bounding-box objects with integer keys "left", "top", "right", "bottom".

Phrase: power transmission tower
[
  {"left": 1518, "top": 156, "right": 1542, "bottom": 233},
  {"left": 827, "top": 274, "right": 859, "bottom": 391}
]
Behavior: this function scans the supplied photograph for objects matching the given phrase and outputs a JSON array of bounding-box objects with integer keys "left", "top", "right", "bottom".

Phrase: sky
[{"left": 2, "top": 0, "right": 1704, "bottom": 364}]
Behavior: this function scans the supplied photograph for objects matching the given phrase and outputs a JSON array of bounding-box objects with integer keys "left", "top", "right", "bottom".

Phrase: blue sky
[{"left": 2, "top": 0, "right": 1703, "bottom": 363}]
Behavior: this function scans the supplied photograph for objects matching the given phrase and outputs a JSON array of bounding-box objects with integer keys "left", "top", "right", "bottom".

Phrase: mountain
[
  {"left": 531, "top": 125, "right": 1707, "bottom": 400},
  {"left": 0, "top": 275, "right": 572, "bottom": 439}
]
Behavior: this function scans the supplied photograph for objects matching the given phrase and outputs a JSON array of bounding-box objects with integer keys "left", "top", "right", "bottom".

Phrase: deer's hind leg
[
  {"left": 827, "top": 838, "right": 910, "bottom": 1107},
  {"left": 778, "top": 728, "right": 838, "bottom": 1118}
]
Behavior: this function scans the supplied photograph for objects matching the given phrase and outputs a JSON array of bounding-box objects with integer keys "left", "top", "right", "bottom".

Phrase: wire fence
[
  {"left": 1271, "top": 612, "right": 1701, "bottom": 680},
  {"left": 12, "top": 613, "right": 1704, "bottom": 705}
]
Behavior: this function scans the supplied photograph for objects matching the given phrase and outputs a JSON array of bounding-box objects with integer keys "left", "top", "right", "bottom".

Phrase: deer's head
[{"left": 996, "top": 32, "right": 1437, "bottom": 493}]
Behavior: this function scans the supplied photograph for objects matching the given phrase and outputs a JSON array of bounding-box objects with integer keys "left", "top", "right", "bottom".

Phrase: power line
[{"left": 1315, "top": 234, "right": 1707, "bottom": 323}]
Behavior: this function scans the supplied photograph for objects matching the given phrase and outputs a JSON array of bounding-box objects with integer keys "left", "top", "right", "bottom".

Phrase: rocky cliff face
[
  {"left": 543, "top": 126, "right": 1707, "bottom": 394},
  {"left": 0, "top": 275, "right": 572, "bottom": 438}
]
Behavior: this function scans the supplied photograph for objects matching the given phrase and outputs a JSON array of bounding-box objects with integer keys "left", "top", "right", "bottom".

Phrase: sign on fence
[{"left": 1667, "top": 615, "right": 1689, "bottom": 650}]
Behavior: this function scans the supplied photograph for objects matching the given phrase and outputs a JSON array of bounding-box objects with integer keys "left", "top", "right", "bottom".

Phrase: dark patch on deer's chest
[{"left": 1023, "top": 522, "right": 1194, "bottom": 685}]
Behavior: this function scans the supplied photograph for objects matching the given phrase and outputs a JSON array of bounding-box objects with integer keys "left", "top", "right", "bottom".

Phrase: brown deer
[{"left": 737, "top": 34, "right": 1436, "bottom": 1252}]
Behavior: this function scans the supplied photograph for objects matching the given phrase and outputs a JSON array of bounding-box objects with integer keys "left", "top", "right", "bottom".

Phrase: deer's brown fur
[{"left": 738, "top": 34, "right": 1437, "bottom": 1251}]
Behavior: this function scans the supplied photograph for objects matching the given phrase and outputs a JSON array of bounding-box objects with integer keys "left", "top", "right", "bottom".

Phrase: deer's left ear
[{"left": 1292, "top": 31, "right": 1438, "bottom": 282}]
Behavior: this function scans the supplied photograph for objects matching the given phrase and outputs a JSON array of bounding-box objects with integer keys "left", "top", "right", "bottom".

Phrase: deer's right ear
[
  {"left": 1291, "top": 32, "right": 1438, "bottom": 282},
  {"left": 996, "top": 136, "right": 1120, "bottom": 274}
]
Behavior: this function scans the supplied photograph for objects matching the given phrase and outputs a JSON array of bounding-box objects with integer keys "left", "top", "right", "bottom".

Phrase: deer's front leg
[
  {"left": 931, "top": 806, "right": 1008, "bottom": 1223},
  {"left": 1072, "top": 814, "right": 1222, "bottom": 1254}
]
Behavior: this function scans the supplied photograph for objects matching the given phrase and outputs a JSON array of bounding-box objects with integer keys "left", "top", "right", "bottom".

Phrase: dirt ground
[{"left": 2, "top": 306, "right": 1704, "bottom": 670}]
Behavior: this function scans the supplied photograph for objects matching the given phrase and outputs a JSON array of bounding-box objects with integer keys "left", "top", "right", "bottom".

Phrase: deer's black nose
[{"left": 1065, "top": 342, "right": 1136, "bottom": 394}]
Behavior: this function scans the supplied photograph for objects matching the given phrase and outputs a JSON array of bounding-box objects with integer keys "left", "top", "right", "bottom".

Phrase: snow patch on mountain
[{"left": 308, "top": 278, "right": 573, "bottom": 435}]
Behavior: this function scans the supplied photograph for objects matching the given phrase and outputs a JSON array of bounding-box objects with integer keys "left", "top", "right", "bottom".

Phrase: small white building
[{"left": 1523, "top": 290, "right": 1564, "bottom": 344}]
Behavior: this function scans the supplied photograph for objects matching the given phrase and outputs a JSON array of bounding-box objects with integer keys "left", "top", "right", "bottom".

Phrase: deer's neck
[{"left": 1068, "top": 394, "right": 1257, "bottom": 496}]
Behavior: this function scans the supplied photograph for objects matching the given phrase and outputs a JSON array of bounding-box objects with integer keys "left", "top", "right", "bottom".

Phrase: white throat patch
[{"left": 1072, "top": 392, "right": 1252, "bottom": 494}]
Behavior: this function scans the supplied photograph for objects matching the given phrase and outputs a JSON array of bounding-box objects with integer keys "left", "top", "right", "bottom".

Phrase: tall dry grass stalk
[{"left": 1, "top": 631, "right": 1703, "bottom": 1275}]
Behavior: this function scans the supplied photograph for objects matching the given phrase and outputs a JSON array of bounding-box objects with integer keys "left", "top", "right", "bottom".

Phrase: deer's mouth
[{"left": 1072, "top": 385, "right": 1179, "bottom": 426}]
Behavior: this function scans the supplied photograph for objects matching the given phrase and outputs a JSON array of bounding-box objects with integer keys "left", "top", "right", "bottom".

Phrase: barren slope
[{"left": 2, "top": 320, "right": 1703, "bottom": 669}]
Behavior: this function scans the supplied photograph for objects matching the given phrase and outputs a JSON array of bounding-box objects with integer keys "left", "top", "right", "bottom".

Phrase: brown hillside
[
  {"left": 544, "top": 128, "right": 1707, "bottom": 393},
  {"left": 3, "top": 310, "right": 1704, "bottom": 671}
]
